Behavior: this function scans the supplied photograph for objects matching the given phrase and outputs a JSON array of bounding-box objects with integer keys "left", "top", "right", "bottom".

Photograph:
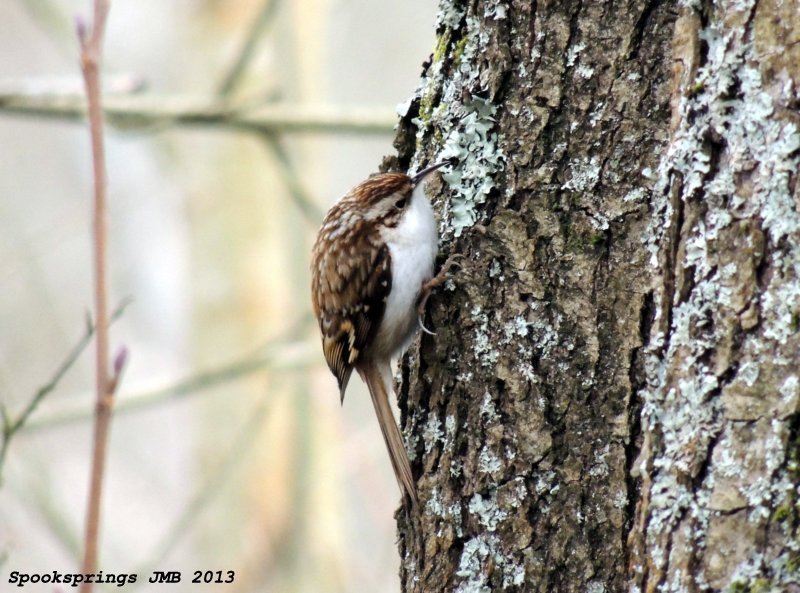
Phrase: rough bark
[
  {"left": 629, "top": 2, "right": 800, "bottom": 592},
  {"left": 387, "top": 1, "right": 800, "bottom": 592}
]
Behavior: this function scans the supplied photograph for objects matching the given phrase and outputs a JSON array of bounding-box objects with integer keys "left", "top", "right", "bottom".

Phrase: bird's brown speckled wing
[{"left": 311, "top": 227, "right": 392, "bottom": 402}]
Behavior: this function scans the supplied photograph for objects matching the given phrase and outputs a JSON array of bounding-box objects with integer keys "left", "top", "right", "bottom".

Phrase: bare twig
[
  {"left": 214, "top": 0, "right": 324, "bottom": 225},
  {"left": 217, "top": 0, "right": 281, "bottom": 96},
  {"left": 0, "top": 75, "right": 146, "bottom": 97},
  {"left": 0, "top": 91, "right": 396, "bottom": 136},
  {"left": 77, "top": 2, "right": 120, "bottom": 590},
  {"left": 0, "top": 302, "right": 129, "bottom": 482},
  {"left": 25, "top": 330, "right": 314, "bottom": 431},
  {"left": 261, "top": 134, "right": 325, "bottom": 223}
]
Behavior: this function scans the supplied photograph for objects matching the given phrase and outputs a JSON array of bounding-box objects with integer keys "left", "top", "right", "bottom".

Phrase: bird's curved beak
[{"left": 411, "top": 160, "right": 451, "bottom": 186}]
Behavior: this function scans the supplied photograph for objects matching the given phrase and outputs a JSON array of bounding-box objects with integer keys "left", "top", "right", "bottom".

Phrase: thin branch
[
  {"left": 0, "top": 302, "right": 129, "bottom": 482},
  {"left": 77, "top": 2, "right": 119, "bottom": 590},
  {"left": 0, "top": 75, "right": 145, "bottom": 97},
  {"left": 217, "top": 0, "right": 281, "bottom": 96},
  {"left": 215, "top": 1, "right": 324, "bottom": 225},
  {"left": 24, "top": 314, "right": 313, "bottom": 431},
  {"left": 34, "top": 344, "right": 312, "bottom": 428},
  {"left": 0, "top": 91, "right": 396, "bottom": 136},
  {"left": 261, "top": 133, "right": 325, "bottom": 223}
]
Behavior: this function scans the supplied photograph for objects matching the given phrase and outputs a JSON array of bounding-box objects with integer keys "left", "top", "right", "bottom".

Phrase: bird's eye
[{"left": 394, "top": 197, "right": 408, "bottom": 209}]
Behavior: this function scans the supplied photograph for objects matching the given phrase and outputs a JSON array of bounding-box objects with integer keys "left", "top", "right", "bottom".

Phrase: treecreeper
[{"left": 310, "top": 162, "right": 456, "bottom": 509}]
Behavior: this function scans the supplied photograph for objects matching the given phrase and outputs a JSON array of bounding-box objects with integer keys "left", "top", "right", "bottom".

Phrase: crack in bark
[
  {"left": 624, "top": 290, "right": 651, "bottom": 551},
  {"left": 627, "top": 0, "right": 663, "bottom": 60}
]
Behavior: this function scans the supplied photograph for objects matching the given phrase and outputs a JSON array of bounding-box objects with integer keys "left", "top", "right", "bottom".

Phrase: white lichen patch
[
  {"left": 566, "top": 42, "right": 586, "bottom": 67},
  {"left": 764, "top": 419, "right": 787, "bottom": 475},
  {"left": 436, "top": 0, "right": 465, "bottom": 30},
  {"left": 741, "top": 476, "right": 772, "bottom": 521},
  {"left": 575, "top": 63, "right": 596, "bottom": 80},
  {"left": 480, "top": 391, "right": 500, "bottom": 422},
  {"left": 471, "top": 305, "right": 500, "bottom": 367},
  {"left": 423, "top": 413, "right": 444, "bottom": 454},
  {"left": 478, "top": 444, "right": 503, "bottom": 475},
  {"left": 426, "top": 487, "right": 464, "bottom": 531},
  {"left": 456, "top": 370, "right": 474, "bottom": 383},
  {"left": 562, "top": 156, "right": 601, "bottom": 192},
  {"left": 455, "top": 534, "right": 525, "bottom": 592},
  {"left": 406, "top": 11, "right": 506, "bottom": 238},
  {"left": 502, "top": 562, "right": 526, "bottom": 588},
  {"left": 426, "top": 486, "right": 446, "bottom": 517},
  {"left": 586, "top": 581, "right": 607, "bottom": 593},
  {"left": 519, "top": 361, "right": 537, "bottom": 383},
  {"left": 500, "top": 315, "right": 529, "bottom": 344},
  {"left": 589, "top": 212, "right": 611, "bottom": 231},
  {"left": 468, "top": 491, "right": 507, "bottom": 531},
  {"left": 484, "top": 0, "right": 507, "bottom": 20},
  {"left": 405, "top": 432, "right": 420, "bottom": 462},
  {"left": 443, "top": 414, "right": 458, "bottom": 451},
  {"left": 760, "top": 266, "right": 800, "bottom": 345},
  {"left": 508, "top": 476, "right": 528, "bottom": 502},
  {"left": 623, "top": 187, "right": 648, "bottom": 203},
  {"left": 534, "top": 470, "right": 557, "bottom": 495},
  {"left": 504, "top": 444, "right": 517, "bottom": 462},
  {"left": 528, "top": 301, "right": 560, "bottom": 358},
  {"left": 513, "top": 315, "right": 530, "bottom": 337},
  {"left": 589, "top": 444, "right": 611, "bottom": 478},
  {"left": 728, "top": 552, "right": 766, "bottom": 589},
  {"left": 779, "top": 375, "right": 799, "bottom": 410},
  {"left": 737, "top": 361, "right": 760, "bottom": 387},
  {"left": 455, "top": 536, "right": 495, "bottom": 593},
  {"left": 588, "top": 102, "right": 605, "bottom": 128},
  {"left": 488, "top": 258, "right": 503, "bottom": 278},
  {"left": 714, "top": 433, "right": 746, "bottom": 480},
  {"left": 450, "top": 456, "right": 464, "bottom": 478},
  {"left": 439, "top": 96, "right": 506, "bottom": 236}
]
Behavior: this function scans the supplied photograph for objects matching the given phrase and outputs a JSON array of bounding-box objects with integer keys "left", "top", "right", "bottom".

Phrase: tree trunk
[{"left": 389, "top": 1, "right": 800, "bottom": 592}]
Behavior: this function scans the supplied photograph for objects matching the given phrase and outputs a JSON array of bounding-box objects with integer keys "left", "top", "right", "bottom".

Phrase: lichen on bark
[{"left": 631, "top": 1, "right": 800, "bottom": 591}]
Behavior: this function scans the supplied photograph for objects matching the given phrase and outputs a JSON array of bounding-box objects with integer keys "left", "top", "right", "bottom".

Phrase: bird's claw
[
  {"left": 417, "top": 253, "right": 465, "bottom": 335},
  {"left": 418, "top": 314, "right": 436, "bottom": 335}
]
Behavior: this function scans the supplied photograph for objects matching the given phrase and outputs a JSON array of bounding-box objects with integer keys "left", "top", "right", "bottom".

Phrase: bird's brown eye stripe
[{"left": 354, "top": 173, "right": 411, "bottom": 207}]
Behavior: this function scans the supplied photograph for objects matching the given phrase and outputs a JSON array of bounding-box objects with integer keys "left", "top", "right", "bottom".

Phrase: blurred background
[{"left": 0, "top": 1, "right": 437, "bottom": 591}]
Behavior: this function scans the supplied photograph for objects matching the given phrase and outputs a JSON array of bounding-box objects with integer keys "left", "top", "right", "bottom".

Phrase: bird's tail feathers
[{"left": 360, "top": 363, "right": 419, "bottom": 509}]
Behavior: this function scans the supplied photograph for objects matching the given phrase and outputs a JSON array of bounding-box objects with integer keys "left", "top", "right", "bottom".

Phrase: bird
[{"left": 310, "top": 162, "right": 450, "bottom": 508}]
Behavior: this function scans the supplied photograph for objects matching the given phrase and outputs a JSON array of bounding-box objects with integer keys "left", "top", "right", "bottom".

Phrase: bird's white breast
[{"left": 375, "top": 182, "right": 438, "bottom": 357}]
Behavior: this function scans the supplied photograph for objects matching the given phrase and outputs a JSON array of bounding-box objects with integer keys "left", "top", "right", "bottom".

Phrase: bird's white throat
[{"left": 375, "top": 182, "right": 438, "bottom": 357}]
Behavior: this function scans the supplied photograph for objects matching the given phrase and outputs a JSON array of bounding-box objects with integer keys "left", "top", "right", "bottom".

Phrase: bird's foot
[{"left": 417, "top": 254, "right": 465, "bottom": 335}]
